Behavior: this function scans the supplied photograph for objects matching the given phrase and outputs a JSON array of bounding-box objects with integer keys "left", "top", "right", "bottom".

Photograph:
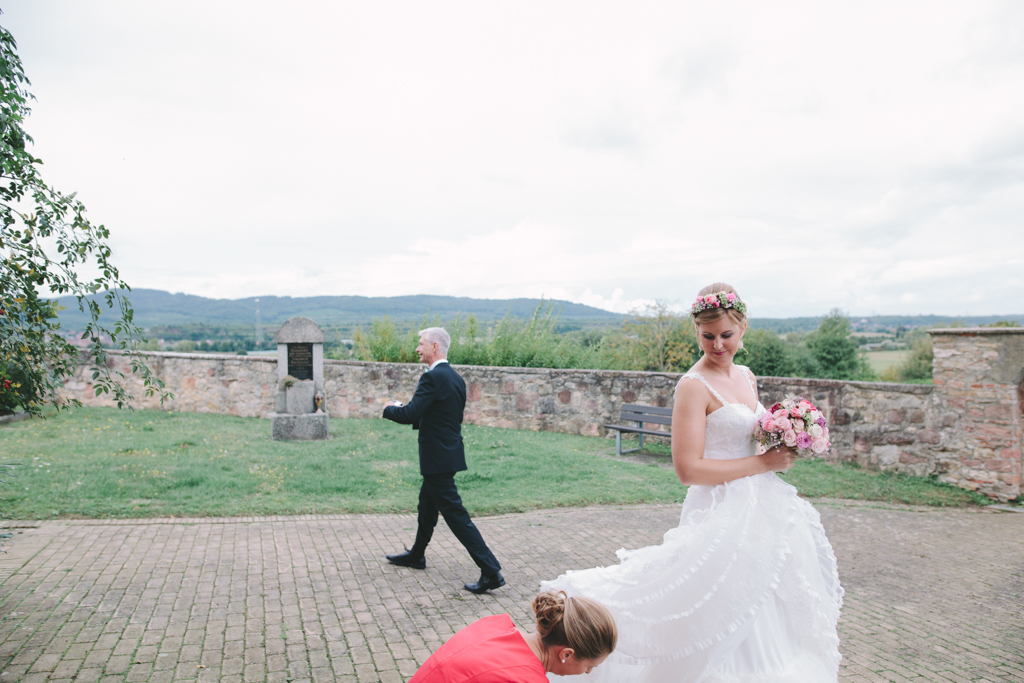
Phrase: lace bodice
[{"left": 675, "top": 366, "right": 765, "bottom": 461}]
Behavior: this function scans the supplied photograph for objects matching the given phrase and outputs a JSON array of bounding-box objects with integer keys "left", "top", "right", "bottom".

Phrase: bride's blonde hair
[{"left": 693, "top": 283, "right": 747, "bottom": 327}]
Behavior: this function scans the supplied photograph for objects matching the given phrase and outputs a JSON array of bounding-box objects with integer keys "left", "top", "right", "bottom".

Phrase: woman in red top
[{"left": 410, "top": 590, "right": 618, "bottom": 682}]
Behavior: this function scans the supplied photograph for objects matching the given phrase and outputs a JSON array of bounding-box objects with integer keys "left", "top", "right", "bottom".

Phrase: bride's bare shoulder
[{"left": 674, "top": 373, "right": 710, "bottom": 403}]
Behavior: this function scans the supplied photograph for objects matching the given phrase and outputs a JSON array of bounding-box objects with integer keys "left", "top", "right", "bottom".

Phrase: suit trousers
[{"left": 410, "top": 473, "right": 501, "bottom": 576}]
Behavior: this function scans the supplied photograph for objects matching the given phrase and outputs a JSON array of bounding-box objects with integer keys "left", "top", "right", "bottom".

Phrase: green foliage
[
  {"left": 613, "top": 302, "right": 698, "bottom": 372},
  {"left": 0, "top": 19, "right": 169, "bottom": 416},
  {"left": 741, "top": 328, "right": 793, "bottom": 377},
  {"left": 172, "top": 340, "right": 197, "bottom": 353},
  {"left": 353, "top": 302, "right": 705, "bottom": 373},
  {"left": 352, "top": 316, "right": 421, "bottom": 363},
  {"left": 803, "top": 309, "right": 875, "bottom": 381},
  {"left": 983, "top": 320, "right": 1020, "bottom": 327},
  {"left": 895, "top": 334, "right": 933, "bottom": 382}
]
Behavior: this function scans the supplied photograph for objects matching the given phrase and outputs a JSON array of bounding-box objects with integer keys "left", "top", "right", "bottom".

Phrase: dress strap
[
  {"left": 737, "top": 365, "right": 758, "bottom": 402},
  {"left": 680, "top": 372, "right": 728, "bottom": 406}
]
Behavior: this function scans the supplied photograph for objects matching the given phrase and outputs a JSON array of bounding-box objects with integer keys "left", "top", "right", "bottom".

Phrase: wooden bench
[{"left": 604, "top": 404, "right": 673, "bottom": 456}]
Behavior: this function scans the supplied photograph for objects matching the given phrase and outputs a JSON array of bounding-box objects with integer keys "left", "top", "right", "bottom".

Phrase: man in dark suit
[{"left": 382, "top": 327, "right": 504, "bottom": 594}]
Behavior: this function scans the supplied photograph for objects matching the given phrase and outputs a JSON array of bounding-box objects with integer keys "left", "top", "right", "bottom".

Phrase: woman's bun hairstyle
[
  {"left": 693, "top": 282, "right": 747, "bottom": 326},
  {"left": 532, "top": 590, "right": 618, "bottom": 661}
]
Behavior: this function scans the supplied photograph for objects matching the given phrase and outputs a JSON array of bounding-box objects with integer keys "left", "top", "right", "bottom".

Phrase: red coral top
[{"left": 409, "top": 614, "right": 548, "bottom": 683}]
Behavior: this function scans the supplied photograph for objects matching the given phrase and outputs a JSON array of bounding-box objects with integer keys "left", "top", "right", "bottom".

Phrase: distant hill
[
  {"left": 749, "top": 314, "right": 1023, "bottom": 334},
  {"left": 55, "top": 289, "right": 621, "bottom": 329},
  {"left": 54, "top": 289, "right": 1021, "bottom": 334}
]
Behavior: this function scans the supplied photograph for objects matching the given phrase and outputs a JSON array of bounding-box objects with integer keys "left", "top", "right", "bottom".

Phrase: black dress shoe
[
  {"left": 385, "top": 550, "right": 426, "bottom": 570},
  {"left": 464, "top": 571, "right": 505, "bottom": 594}
]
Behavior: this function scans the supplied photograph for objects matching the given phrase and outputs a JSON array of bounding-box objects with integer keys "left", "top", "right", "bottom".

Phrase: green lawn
[
  {"left": 0, "top": 407, "right": 989, "bottom": 519},
  {"left": 863, "top": 349, "right": 911, "bottom": 374}
]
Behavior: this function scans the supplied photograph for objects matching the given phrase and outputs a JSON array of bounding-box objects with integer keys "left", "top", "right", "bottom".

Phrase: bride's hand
[{"left": 762, "top": 444, "right": 799, "bottom": 473}]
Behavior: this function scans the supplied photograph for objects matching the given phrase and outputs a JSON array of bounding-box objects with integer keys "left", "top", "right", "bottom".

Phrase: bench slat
[
  {"left": 620, "top": 403, "right": 673, "bottom": 416},
  {"left": 604, "top": 424, "right": 671, "bottom": 437},
  {"left": 619, "top": 412, "right": 673, "bottom": 426}
]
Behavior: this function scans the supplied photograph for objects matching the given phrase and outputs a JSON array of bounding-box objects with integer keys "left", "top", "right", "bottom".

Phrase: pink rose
[
  {"left": 792, "top": 420, "right": 804, "bottom": 432},
  {"left": 759, "top": 413, "right": 772, "bottom": 427},
  {"left": 811, "top": 438, "right": 828, "bottom": 454},
  {"left": 705, "top": 295, "right": 716, "bottom": 305},
  {"left": 763, "top": 419, "right": 777, "bottom": 432},
  {"left": 773, "top": 409, "right": 788, "bottom": 421},
  {"left": 783, "top": 430, "right": 797, "bottom": 447},
  {"left": 796, "top": 432, "right": 813, "bottom": 449},
  {"left": 775, "top": 417, "right": 792, "bottom": 430},
  {"left": 726, "top": 293, "right": 736, "bottom": 302},
  {"left": 790, "top": 408, "right": 801, "bottom": 418}
]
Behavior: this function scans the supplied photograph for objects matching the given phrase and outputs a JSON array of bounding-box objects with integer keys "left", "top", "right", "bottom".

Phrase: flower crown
[{"left": 691, "top": 291, "right": 747, "bottom": 316}]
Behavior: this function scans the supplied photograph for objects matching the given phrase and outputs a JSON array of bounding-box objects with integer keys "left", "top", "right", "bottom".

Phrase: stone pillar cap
[{"left": 273, "top": 316, "right": 326, "bottom": 343}]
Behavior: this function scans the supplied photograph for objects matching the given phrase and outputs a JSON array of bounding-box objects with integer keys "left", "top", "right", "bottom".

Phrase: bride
[{"left": 542, "top": 283, "right": 843, "bottom": 682}]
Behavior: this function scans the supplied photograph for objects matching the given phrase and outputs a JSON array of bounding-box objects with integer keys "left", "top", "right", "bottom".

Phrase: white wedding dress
[{"left": 542, "top": 369, "right": 843, "bottom": 682}]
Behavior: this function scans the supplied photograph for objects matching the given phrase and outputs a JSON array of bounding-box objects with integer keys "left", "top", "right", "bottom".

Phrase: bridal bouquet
[{"left": 753, "top": 395, "right": 831, "bottom": 458}]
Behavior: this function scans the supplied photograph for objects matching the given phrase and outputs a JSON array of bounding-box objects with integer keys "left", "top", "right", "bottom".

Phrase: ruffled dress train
[{"left": 542, "top": 371, "right": 843, "bottom": 683}]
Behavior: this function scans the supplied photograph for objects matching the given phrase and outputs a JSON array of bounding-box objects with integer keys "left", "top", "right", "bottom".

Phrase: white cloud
[{"left": 4, "top": 0, "right": 1023, "bottom": 317}]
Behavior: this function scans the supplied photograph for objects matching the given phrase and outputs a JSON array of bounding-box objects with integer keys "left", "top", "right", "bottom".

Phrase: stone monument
[{"left": 269, "top": 316, "right": 329, "bottom": 440}]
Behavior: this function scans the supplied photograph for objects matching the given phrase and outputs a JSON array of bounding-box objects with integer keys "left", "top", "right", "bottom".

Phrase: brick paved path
[{"left": 0, "top": 502, "right": 1020, "bottom": 682}]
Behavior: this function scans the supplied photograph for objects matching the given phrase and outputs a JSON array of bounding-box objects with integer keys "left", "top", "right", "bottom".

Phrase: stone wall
[
  {"left": 63, "top": 328, "right": 1024, "bottom": 501},
  {"left": 928, "top": 328, "right": 1024, "bottom": 501}
]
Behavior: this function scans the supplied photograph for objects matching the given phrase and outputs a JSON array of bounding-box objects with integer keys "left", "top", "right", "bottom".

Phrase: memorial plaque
[{"left": 287, "top": 343, "right": 314, "bottom": 381}]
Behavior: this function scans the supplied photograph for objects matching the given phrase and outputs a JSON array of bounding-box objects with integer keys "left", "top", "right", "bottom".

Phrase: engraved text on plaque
[{"left": 287, "top": 343, "right": 314, "bottom": 381}]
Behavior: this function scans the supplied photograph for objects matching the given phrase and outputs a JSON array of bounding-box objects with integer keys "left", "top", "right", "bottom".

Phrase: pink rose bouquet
[{"left": 752, "top": 395, "right": 831, "bottom": 459}]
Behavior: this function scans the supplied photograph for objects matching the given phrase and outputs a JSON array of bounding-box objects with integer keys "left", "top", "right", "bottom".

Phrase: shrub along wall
[{"left": 63, "top": 327, "right": 1024, "bottom": 501}]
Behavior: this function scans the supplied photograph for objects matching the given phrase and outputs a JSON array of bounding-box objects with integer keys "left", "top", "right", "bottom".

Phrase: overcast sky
[{"left": 4, "top": 1, "right": 1023, "bottom": 317}]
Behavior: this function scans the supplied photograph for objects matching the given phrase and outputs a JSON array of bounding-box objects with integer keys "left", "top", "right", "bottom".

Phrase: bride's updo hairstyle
[
  {"left": 533, "top": 590, "right": 618, "bottom": 661},
  {"left": 692, "top": 282, "right": 747, "bottom": 327}
]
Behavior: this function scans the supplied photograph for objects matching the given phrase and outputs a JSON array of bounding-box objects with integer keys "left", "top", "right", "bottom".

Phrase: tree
[
  {"left": 804, "top": 309, "right": 874, "bottom": 381},
  {"left": 0, "top": 19, "right": 168, "bottom": 416},
  {"left": 896, "top": 333, "right": 933, "bottom": 382},
  {"left": 741, "top": 328, "right": 793, "bottom": 377},
  {"left": 602, "top": 302, "right": 697, "bottom": 373}
]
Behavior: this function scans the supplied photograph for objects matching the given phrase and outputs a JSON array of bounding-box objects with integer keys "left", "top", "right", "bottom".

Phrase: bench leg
[
  {"left": 616, "top": 432, "right": 642, "bottom": 455},
  {"left": 638, "top": 433, "right": 644, "bottom": 452}
]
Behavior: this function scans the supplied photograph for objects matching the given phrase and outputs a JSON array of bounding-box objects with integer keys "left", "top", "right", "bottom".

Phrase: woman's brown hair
[
  {"left": 693, "top": 282, "right": 747, "bottom": 327},
  {"left": 532, "top": 590, "right": 618, "bottom": 660}
]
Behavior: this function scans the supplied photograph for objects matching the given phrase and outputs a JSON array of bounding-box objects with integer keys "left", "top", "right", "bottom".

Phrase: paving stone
[{"left": 0, "top": 503, "right": 1020, "bottom": 682}]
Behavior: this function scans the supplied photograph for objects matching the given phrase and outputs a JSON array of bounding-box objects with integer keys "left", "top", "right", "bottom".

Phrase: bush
[
  {"left": 354, "top": 304, "right": 606, "bottom": 370},
  {"left": 173, "top": 340, "right": 197, "bottom": 353},
  {"left": 353, "top": 316, "right": 420, "bottom": 364},
  {"left": 895, "top": 334, "right": 933, "bottom": 382},
  {"left": 597, "top": 302, "right": 697, "bottom": 373},
  {"left": 741, "top": 328, "right": 793, "bottom": 377},
  {"left": 804, "top": 309, "right": 875, "bottom": 381}
]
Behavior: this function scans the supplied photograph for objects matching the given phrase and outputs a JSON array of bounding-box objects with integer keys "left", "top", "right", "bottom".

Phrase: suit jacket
[{"left": 383, "top": 361, "right": 468, "bottom": 476}]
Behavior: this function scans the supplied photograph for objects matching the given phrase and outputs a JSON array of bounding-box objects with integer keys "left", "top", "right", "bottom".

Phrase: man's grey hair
[{"left": 419, "top": 327, "right": 451, "bottom": 356}]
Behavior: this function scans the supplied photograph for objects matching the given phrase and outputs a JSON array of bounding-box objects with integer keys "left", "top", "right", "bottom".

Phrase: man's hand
[{"left": 384, "top": 400, "right": 403, "bottom": 408}]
